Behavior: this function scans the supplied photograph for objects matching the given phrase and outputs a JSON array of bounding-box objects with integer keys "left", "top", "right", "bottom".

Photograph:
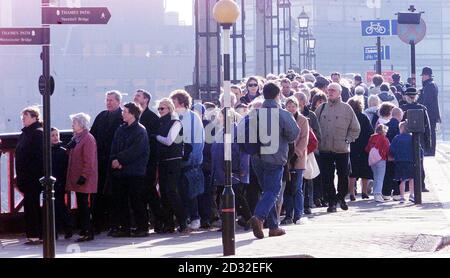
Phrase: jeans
[
  {"left": 371, "top": 160, "right": 386, "bottom": 195},
  {"left": 178, "top": 171, "right": 200, "bottom": 222},
  {"left": 283, "top": 170, "right": 304, "bottom": 220},
  {"left": 245, "top": 164, "right": 261, "bottom": 215},
  {"left": 320, "top": 152, "right": 350, "bottom": 205},
  {"left": 251, "top": 157, "right": 284, "bottom": 230}
]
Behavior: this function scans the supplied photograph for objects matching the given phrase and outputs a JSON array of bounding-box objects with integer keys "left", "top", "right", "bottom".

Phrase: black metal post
[
  {"left": 410, "top": 40, "right": 416, "bottom": 87},
  {"left": 376, "top": 36, "right": 382, "bottom": 74},
  {"left": 41, "top": 0, "right": 56, "bottom": 259},
  {"left": 221, "top": 24, "right": 235, "bottom": 257},
  {"left": 412, "top": 133, "right": 422, "bottom": 204}
]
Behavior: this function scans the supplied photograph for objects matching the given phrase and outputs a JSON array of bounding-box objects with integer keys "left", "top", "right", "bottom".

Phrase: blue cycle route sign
[
  {"left": 361, "top": 20, "right": 391, "bottom": 36},
  {"left": 364, "top": 45, "right": 391, "bottom": 61}
]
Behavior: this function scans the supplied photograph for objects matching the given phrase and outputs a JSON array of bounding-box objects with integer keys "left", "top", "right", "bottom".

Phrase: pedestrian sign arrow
[
  {"left": 42, "top": 7, "right": 111, "bottom": 25},
  {"left": 0, "top": 27, "right": 49, "bottom": 45}
]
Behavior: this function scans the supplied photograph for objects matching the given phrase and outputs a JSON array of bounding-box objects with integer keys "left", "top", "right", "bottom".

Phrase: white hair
[
  {"left": 368, "top": 95, "right": 381, "bottom": 108},
  {"left": 355, "top": 86, "right": 365, "bottom": 96},
  {"left": 70, "top": 113, "right": 91, "bottom": 130},
  {"left": 328, "top": 82, "right": 342, "bottom": 92}
]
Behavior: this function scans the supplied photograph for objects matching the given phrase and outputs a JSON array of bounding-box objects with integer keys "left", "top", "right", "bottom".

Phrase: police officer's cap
[{"left": 405, "top": 87, "right": 418, "bottom": 96}]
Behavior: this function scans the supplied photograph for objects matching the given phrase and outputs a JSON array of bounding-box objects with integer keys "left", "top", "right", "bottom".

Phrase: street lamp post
[
  {"left": 307, "top": 34, "right": 316, "bottom": 70},
  {"left": 41, "top": 0, "right": 57, "bottom": 259},
  {"left": 213, "top": 0, "right": 240, "bottom": 257},
  {"left": 297, "top": 7, "right": 309, "bottom": 70}
]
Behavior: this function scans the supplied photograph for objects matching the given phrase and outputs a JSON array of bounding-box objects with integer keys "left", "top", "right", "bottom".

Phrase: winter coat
[
  {"left": 302, "top": 106, "right": 322, "bottom": 143},
  {"left": 390, "top": 133, "right": 420, "bottom": 162},
  {"left": 66, "top": 130, "right": 98, "bottom": 193},
  {"left": 15, "top": 121, "right": 43, "bottom": 192},
  {"left": 351, "top": 112, "right": 374, "bottom": 156},
  {"left": 365, "top": 134, "right": 390, "bottom": 161},
  {"left": 386, "top": 118, "right": 400, "bottom": 142},
  {"left": 139, "top": 107, "right": 160, "bottom": 163},
  {"left": 90, "top": 108, "right": 123, "bottom": 169},
  {"left": 378, "top": 91, "right": 399, "bottom": 107},
  {"left": 211, "top": 124, "right": 249, "bottom": 185},
  {"left": 52, "top": 143, "right": 68, "bottom": 193},
  {"left": 291, "top": 112, "right": 309, "bottom": 170},
  {"left": 240, "top": 91, "right": 261, "bottom": 105},
  {"left": 110, "top": 120, "right": 150, "bottom": 178},
  {"left": 317, "top": 98, "right": 361, "bottom": 154},
  {"left": 418, "top": 78, "right": 441, "bottom": 124},
  {"left": 178, "top": 109, "right": 205, "bottom": 168},
  {"left": 244, "top": 99, "right": 300, "bottom": 166}
]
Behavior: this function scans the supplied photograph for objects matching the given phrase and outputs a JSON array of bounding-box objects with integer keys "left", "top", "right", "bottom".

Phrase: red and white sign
[{"left": 366, "top": 71, "right": 396, "bottom": 84}]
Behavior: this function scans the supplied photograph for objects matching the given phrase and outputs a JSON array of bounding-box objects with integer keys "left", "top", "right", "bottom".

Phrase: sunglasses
[
  {"left": 248, "top": 83, "right": 258, "bottom": 87},
  {"left": 158, "top": 107, "right": 167, "bottom": 111}
]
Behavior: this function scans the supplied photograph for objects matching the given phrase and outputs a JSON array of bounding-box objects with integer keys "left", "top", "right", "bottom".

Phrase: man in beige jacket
[{"left": 316, "top": 83, "right": 361, "bottom": 213}]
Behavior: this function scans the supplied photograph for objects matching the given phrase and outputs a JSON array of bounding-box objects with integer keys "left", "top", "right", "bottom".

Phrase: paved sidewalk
[{"left": 1, "top": 145, "right": 450, "bottom": 258}]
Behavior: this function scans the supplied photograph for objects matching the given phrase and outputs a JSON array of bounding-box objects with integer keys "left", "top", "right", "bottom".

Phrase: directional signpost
[
  {"left": 0, "top": 1, "right": 111, "bottom": 258},
  {"left": 0, "top": 27, "right": 49, "bottom": 45},
  {"left": 42, "top": 7, "right": 111, "bottom": 25}
]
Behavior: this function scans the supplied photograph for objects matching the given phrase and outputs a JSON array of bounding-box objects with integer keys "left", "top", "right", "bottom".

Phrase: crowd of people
[{"left": 12, "top": 66, "right": 441, "bottom": 244}]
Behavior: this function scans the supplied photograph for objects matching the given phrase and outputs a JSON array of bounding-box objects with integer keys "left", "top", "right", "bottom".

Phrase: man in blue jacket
[
  {"left": 109, "top": 102, "right": 150, "bottom": 237},
  {"left": 418, "top": 67, "right": 441, "bottom": 156},
  {"left": 246, "top": 82, "right": 300, "bottom": 239}
]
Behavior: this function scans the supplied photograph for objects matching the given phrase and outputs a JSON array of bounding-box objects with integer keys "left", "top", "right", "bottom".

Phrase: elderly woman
[
  {"left": 66, "top": 113, "right": 98, "bottom": 242},
  {"left": 155, "top": 98, "right": 189, "bottom": 233},
  {"left": 281, "top": 97, "right": 309, "bottom": 225},
  {"left": 15, "top": 106, "right": 44, "bottom": 245}
]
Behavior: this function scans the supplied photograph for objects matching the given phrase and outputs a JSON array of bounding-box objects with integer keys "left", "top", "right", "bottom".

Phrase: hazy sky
[{"left": 165, "top": 0, "right": 193, "bottom": 25}]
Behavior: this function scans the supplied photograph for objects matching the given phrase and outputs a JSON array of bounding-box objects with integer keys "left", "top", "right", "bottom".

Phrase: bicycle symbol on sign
[{"left": 365, "top": 22, "right": 386, "bottom": 35}]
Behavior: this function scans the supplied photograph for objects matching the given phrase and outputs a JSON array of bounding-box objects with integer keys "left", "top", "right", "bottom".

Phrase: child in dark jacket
[
  {"left": 389, "top": 121, "right": 421, "bottom": 203},
  {"left": 51, "top": 127, "right": 73, "bottom": 239}
]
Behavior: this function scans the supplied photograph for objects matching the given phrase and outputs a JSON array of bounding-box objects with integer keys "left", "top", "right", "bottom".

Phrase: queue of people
[{"left": 13, "top": 66, "right": 439, "bottom": 244}]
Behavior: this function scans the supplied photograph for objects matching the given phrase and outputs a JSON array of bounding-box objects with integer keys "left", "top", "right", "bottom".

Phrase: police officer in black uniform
[
  {"left": 400, "top": 87, "right": 431, "bottom": 192},
  {"left": 418, "top": 67, "right": 441, "bottom": 157}
]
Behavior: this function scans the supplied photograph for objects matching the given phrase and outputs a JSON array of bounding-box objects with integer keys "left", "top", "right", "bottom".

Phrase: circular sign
[
  {"left": 38, "top": 75, "right": 46, "bottom": 95},
  {"left": 398, "top": 18, "right": 426, "bottom": 45},
  {"left": 38, "top": 75, "right": 55, "bottom": 95}
]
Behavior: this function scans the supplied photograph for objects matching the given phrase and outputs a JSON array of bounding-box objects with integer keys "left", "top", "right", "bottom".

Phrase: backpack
[{"left": 239, "top": 110, "right": 261, "bottom": 155}]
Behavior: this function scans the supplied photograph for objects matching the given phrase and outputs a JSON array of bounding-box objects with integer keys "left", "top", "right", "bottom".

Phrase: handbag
[
  {"left": 184, "top": 165, "right": 205, "bottom": 199},
  {"left": 368, "top": 147, "right": 382, "bottom": 166},
  {"left": 304, "top": 152, "right": 320, "bottom": 180}
]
